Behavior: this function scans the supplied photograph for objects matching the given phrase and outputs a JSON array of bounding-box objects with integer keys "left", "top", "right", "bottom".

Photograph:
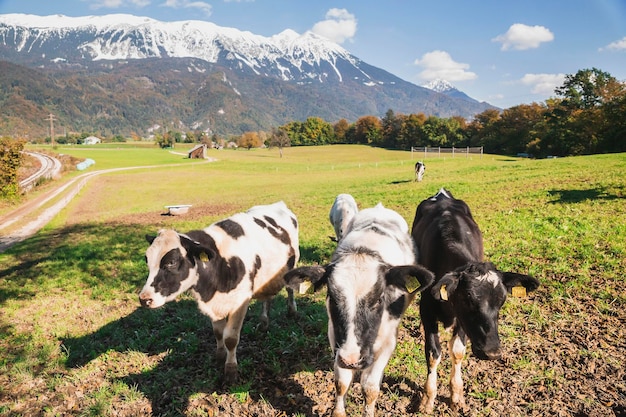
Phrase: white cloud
[
  {"left": 493, "top": 23, "right": 554, "bottom": 51},
  {"left": 311, "top": 8, "right": 357, "bottom": 44},
  {"left": 413, "top": 50, "right": 477, "bottom": 82},
  {"left": 520, "top": 73, "right": 566, "bottom": 95},
  {"left": 161, "top": 0, "right": 212, "bottom": 17},
  {"left": 600, "top": 36, "right": 626, "bottom": 51}
]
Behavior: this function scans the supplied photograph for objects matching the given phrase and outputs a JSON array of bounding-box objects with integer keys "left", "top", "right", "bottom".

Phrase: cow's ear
[
  {"left": 283, "top": 265, "right": 329, "bottom": 291},
  {"left": 145, "top": 234, "right": 156, "bottom": 244},
  {"left": 385, "top": 265, "right": 434, "bottom": 294},
  {"left": 501, "top": 271, "right": 540, "bottom": 294},
  {"left": 179, "top": 234, "right": 215, "bottom": 262},
  {"left": 431, "top": 273, "right": 460, "bottom": 301}
]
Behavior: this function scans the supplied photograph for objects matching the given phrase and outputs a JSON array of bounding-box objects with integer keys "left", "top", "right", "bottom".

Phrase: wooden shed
[{"left": 188, "top": 144, "right": 207, "bottom": 159}]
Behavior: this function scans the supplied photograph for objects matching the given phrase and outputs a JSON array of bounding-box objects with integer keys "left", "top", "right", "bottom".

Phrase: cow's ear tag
[
  {"left": 511, "top": 286, "right": 527, "bottom": 298},
  {"left": 199, "top": 252, "right": 209, "bottom": 263},
  {"left": 405, "top": 276, "right": 421, "bottom": 293},
  {"left": 439, "top": 284, "right": 449, "bottom": 301}
]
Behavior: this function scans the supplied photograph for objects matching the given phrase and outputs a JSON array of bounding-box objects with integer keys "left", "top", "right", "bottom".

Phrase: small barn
[
  {"left": 83, "top": 136, "right": 101, "bottom": 145},
  {"left": 188, "top": 144, "right": 207, "bottom": 159}
]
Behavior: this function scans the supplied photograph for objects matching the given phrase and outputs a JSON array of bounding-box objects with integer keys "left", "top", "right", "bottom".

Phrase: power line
[{"left": 45, "top": 113, "right": 57, "bottom": 146}]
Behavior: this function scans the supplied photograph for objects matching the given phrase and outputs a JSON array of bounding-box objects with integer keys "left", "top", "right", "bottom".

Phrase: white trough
[{"left": 165, "top": 205, "right": 192, "bottom": 215}]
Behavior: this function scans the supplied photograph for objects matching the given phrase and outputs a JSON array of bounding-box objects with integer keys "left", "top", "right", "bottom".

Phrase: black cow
[{"left": 411, "top": 188, "right": 539, "bottom": 413}]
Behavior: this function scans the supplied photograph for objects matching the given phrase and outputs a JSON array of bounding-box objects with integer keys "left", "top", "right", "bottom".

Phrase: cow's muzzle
[
  {"left": 472, "top": 346, "right": 501, "bottom": 360},
  {"left": 139, "top": 292, "right": 154, "bottom": 308}
]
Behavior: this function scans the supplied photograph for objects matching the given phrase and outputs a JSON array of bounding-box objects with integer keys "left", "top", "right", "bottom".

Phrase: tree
[
  {"left": 556, "top": 68, "right": 624, "bottom": 110},
  {"left": 155, "top": 132, "right": 174, "bottom": 148},
  {"left": 467, "top": 108, "right": 501, "bottom": 151},
  {"left": 333, "top": 119, "right": 350, "bottom": 144},
  {"left": 0, "top": 136, "right": 25, "bottom": 201},
  {"left": 238, "top": 131, "right": 262, "bottom": 150},
  {"left": 268, "top": 127, "right": 291, "bottom": 158},
  {"left": 354, "top": 115, "right": 382, "bottom": 145}
]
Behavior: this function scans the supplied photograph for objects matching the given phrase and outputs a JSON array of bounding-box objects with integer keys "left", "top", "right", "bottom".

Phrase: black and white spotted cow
[
  {"left": 329, "top": 193, "right": 359, "bottom": 242},
  {"left": 414, "top": 161, "right": 426, "bottom": 182},
  {"left": 285, "top": 203, "right": 434, "bottom": 417},
  {"left": 139, "top": 201, "right": 300, "bottom": 384},
  {"left": 410, "top": 188, "right": 539, "bottom": 413}
]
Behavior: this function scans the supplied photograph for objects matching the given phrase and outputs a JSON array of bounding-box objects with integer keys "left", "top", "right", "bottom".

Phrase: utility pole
[{"left": 45, "top": 113, "right": 57, "bottom": 146}]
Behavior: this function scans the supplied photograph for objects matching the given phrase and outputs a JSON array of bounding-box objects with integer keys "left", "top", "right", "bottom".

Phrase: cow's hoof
[
  {"left": 331, "top": 408, "right": 346, "bottom": 417},
  {"left": 418, "top": 397, "right": 434, "bottom": 414},
  {"left": 257, "top": 318, "right": 269, "bottom": 332},
  {"left": 223, "top": 364, "right": 239, "bottom": 385},
  {"left": 450, "top": 399, "right": 468, "bottom": 414}
]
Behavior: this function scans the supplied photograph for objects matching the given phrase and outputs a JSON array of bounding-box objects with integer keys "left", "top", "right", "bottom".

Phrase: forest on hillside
[
  {"left": 150, "top": 68, "right": 625, "bottom": 158},
  {"left": 276, "top": 68, "right": 625, "bottom": 158}
]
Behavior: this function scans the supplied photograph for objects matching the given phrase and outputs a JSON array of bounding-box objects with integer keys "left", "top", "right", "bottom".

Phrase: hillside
[{"left": 0, "top": 14, "right": 497, "bottom": 138}]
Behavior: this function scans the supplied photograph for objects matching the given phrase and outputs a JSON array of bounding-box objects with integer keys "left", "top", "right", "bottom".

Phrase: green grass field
[{"left": 1, "top": 145, "right": 624, "bottom": 416}]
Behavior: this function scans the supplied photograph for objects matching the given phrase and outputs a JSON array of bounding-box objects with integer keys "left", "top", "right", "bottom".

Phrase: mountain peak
[{"left": 423, "top": 79, "right": 456, "bottom": 93}]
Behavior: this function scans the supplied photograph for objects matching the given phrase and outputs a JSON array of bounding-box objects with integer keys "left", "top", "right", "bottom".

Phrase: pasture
[{"left": 1, "top": 145, "right": 624, "bottom": 416}]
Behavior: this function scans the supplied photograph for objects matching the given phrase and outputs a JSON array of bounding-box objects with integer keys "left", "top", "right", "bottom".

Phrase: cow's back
[
  {"left": 338, "top": 203, "right": 416, "bottom": 267},
  {"left": 411, "top": 193, "right": 483, "bottom": 279},
  {"left": 204, "top": 201, "right": 299, "bottom": 298}
]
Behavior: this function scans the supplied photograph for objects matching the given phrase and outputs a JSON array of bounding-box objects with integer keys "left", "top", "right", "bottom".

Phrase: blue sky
[{"left": 1, "top": 0, "right": 625, "bottom": 109}]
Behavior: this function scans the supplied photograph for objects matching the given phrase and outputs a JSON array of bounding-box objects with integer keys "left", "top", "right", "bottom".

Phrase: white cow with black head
[
  {"left": 139, "top": 201, "right": 299, "bottom": 384},
  {"left": 285, "top": 203, "right": 434, "bottom": 417}
]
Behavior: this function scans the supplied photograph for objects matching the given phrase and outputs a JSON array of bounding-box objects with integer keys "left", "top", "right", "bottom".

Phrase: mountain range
[{"left": 0, "top": 14, "right": 497, "bottom": 138}]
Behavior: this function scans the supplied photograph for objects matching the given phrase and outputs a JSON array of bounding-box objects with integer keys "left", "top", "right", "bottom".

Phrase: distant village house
[{"left": 83, "top": 136, "right": 101, "bottom": 145}]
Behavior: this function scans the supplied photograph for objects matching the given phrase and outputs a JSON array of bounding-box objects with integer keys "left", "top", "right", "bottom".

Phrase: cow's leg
[
  {"left": 212, "top": 317, "right": 228, "bottom": 365},
  {"left": 286, "top": 286, "right": 297, "bottom": 317},
  {"left": 360, "top": 342, "right": 396, "bottom": 417},
  {"left": 448, "top": 328, "right": 467, "bottom": 411},
  {"left": 259, "top": 299, "right": 271, "bottom": 332},
  {"left": 222, "top": 300, "right": 251, "bottom": 384},
  {"left": 332, "top": 365, "right": 354, "bottom": 417},
  {"left": 420, "top": 317, "right": 442, "bottom": 413}
]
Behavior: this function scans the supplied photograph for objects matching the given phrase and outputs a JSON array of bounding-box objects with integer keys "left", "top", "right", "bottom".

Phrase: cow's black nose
[{"left": 473, "top": 347, "right": 501, "bottom": 360}]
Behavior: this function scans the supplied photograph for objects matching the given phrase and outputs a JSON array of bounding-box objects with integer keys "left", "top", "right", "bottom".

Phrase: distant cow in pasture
[
  {"left": 411, "top": 188, "right": 539, "bottom": 413},
  {"left": 139, "top": 201, "right": 300, "bottom": 384},
  {"left": 285, "top": 203, "right": 434, "bottom": 417},
  {"left": 414, "top": 161, "right": 426, "bottom": 182},
  {"left": 329, "top": 193, "right": 359, "bottom": 241}
]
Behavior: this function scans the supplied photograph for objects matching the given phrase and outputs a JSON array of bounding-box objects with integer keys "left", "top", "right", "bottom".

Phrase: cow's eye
[{"left": 165, "top": 259, "right": 178, "bottom": 269}]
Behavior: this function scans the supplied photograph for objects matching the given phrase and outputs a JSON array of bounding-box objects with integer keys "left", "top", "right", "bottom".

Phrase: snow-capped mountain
[
  {"left": 0, "top": 13, "right": 373, "bottom": 84},
  {"left": 424, "top": 79, "right": 456, "bottom": 93},
  {"left": 0, "top": 14, "right": 497, "bottom": 136},
  {"left": 423, "top": 79, "right": 480, "bottom": 103}
]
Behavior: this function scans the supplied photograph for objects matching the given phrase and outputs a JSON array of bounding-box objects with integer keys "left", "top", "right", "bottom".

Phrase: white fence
[{"left": 411, "top": 146, "right": 483, "bottom": 158}]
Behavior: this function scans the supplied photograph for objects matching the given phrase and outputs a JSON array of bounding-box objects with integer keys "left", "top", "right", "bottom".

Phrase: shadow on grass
[
  {"left": 1, "top": 221, "right": 331, "bottom": 415},
  {"left": 0, "top": 222, "right": 153, "bottom": 303},
  {"left": 548, "top": 186, "right": 625, "bottom": 203},
  {"left": 62, "top": 295, "right": 329, "bottom": 416}
]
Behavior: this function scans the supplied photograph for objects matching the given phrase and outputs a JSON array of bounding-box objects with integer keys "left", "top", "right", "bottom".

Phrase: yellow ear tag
[
  {"left": 512, "top": 286, "right": 527, "bottom": 298},
  {"left": 199, "top": 252, "right": 209, "bottom": 263},
  {"left": 440, "top": 284, "right": 448, "bottom": 301},
  {"left": 405, "top": 276, "right": 421, "bottom": 293}
]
